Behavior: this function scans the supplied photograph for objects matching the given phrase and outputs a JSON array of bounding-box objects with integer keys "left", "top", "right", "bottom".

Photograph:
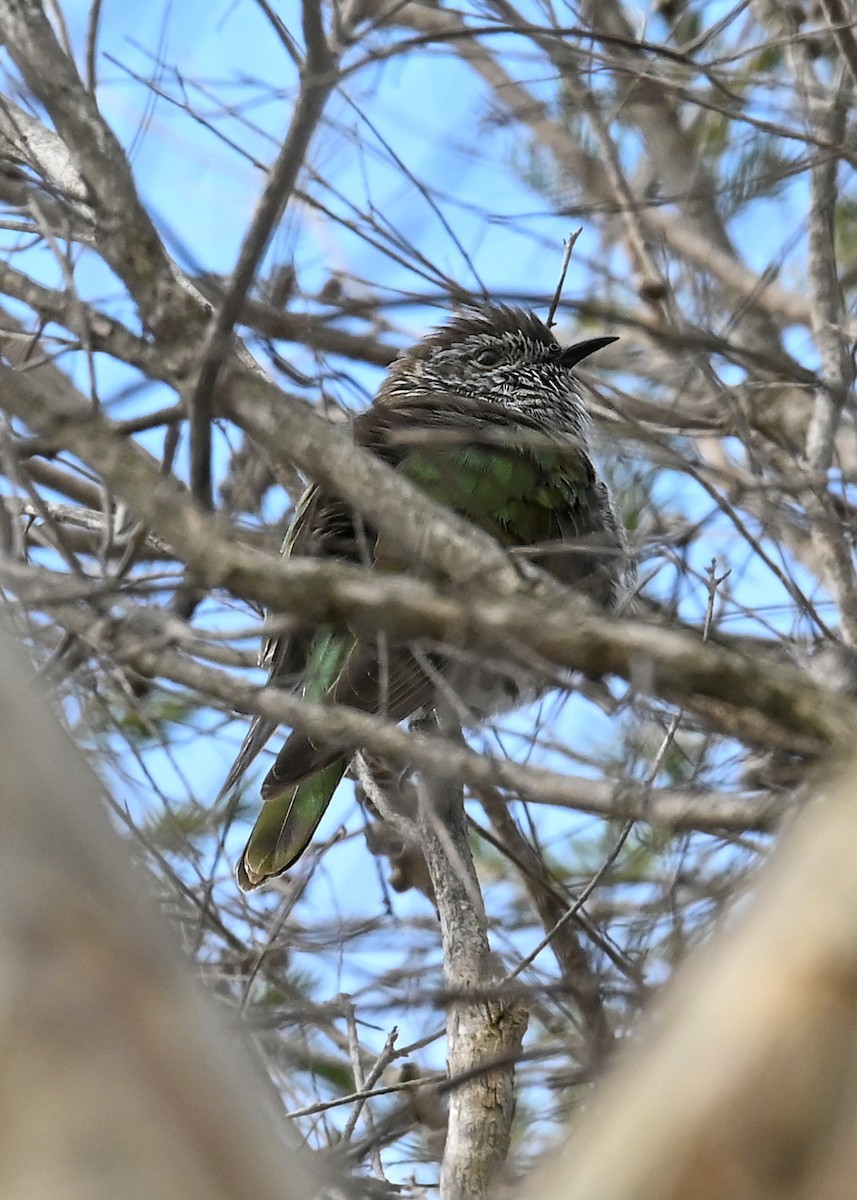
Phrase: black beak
[{"left": 559, "top": 335, "right": 619, "bottom": 369}]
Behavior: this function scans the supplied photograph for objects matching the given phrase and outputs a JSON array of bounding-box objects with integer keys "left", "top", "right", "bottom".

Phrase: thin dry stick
[
  {"left": 340, "top": 1025, "right": 400, "bottom": 1143},
  {"left": 546, "top": 227, "right": 582, "bottom": 328},
  {"left": 343, "top": 1002, "right": 387, "bottom": 1180}
]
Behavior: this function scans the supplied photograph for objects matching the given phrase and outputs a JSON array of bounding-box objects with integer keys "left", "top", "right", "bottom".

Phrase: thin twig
[{"left": 546, "top": 227, "right": 582, "bottom": 328}]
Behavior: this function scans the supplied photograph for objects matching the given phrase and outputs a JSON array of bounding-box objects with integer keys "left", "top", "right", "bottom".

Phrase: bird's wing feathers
[
  {"left": 221, "top": 478, "right": 371, "bottom": 800},
  {"left": 362, "top": 391, "right": 624, "bottom": 599},
  {"left": 361, "top": 390, "right": 595, "bottom": 544},
  {"left": 261, "top": 641, "right": 437, "bottom": 796}
]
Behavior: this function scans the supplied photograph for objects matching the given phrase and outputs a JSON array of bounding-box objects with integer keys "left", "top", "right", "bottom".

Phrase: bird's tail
[{"left": 236, "top": 756, "right": 348, "bottom": 890}]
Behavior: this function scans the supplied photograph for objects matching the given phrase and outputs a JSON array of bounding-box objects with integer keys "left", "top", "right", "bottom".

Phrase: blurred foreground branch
[
  {"left": 531, "top": 757, "right": 857, "bottom": 1200},
  {"left": 0, "top": 619, "right": 322, "bottom": 1200}
]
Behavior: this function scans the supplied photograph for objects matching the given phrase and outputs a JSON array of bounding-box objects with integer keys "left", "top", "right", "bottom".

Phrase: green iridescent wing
[{"left": 364, "top": 394, "right": 604, "bottom": 592}]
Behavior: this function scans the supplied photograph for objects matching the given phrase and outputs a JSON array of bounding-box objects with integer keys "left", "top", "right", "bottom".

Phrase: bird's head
[{"left": 382, "top": 305, "right": 617, "bottom": 430}]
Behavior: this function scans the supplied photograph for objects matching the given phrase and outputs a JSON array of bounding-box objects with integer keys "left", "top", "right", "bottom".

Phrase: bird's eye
[{"left": 475, "top": 347, "right": 503, "bottom": 367}]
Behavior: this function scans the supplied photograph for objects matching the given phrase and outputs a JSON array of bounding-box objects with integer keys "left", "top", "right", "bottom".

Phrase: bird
[{"left": 223, "top": 304, "right": 632, "bottom": 890}]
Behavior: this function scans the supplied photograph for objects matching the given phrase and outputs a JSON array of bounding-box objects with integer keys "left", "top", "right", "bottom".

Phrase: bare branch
[{"left": 418, "top": 711, "right": 527, "bottom": 1200}]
